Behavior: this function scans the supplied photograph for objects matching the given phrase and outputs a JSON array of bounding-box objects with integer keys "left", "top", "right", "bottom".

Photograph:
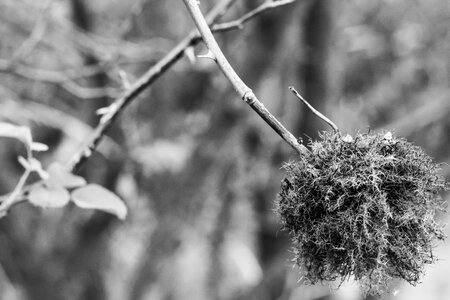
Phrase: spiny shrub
[{"left": 276, "top": 131, "right": 448, "bottom": 295}]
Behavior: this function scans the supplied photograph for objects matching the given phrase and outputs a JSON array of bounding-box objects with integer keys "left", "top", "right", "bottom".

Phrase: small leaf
[
  {"left": 71, "top": 184, "right": 127, "bottom": 220},
  {"left": 47, "top": 162, "right": 86, "bottom": 188},
  {"left": 28, "top": 182, "right": 70, "bottom": 208}
]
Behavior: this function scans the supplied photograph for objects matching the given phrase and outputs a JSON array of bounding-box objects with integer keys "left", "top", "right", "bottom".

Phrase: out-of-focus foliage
[{"left": 0, "top": 0, "right": 448, "bottom": 300}]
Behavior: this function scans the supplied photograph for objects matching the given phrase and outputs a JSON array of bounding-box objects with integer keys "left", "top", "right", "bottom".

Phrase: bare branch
[
  {"left": 182, "top": 0, "right": 308, "bottom": 156},
  {"left": 212, "top": 0, "right": 297, "bottom": 33},
  {"left": 68, "top": 0, "right": 239, "bottom": 171},
  {"left": 289, "top": 86, "right": 339, "bottom": 132}
]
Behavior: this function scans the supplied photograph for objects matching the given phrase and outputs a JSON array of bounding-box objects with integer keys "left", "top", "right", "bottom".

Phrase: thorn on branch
[
  {"left": 197, "top": 49, "right": 216, "bottom": 61},
  {"left": 289, "top": 86, "right": 339, "bottom": 133}
]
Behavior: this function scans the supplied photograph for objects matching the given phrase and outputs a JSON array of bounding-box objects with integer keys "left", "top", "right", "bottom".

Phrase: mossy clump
[{"left": 276, "top": 131, "right": 448, "bottom": 295}]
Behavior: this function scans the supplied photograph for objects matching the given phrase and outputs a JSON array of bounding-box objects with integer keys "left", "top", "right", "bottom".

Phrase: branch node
[
  {"left": 242, "top": 90, "right": 256, "bottom": 105},
  {"left": 197, "top": 49, "right": 216, "bottom": 61},
  {"left": 96, "top": 102, "right": 119, "bottom": 124}
]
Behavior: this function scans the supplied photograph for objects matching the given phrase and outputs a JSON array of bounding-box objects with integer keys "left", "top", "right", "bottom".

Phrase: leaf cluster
[
  {"left": 0, "top": 122, "right": 127, "bottom": 219},
  {"left": 28, "top": 163, "right": 127, "bottom": 220},
  {"left": 276, "top": 131, "right": 448, "bottom": 295}
]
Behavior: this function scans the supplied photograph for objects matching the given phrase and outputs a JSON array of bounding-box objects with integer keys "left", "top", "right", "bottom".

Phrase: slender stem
[
  {"left": 182, "top": 0, "right": 309, "bottom": 156},
  {"left": 0, "top": 168, "right": 31, "bottom": 214},
  {"left": 289, "top": 86, "right": 339, "bottom": 132}
]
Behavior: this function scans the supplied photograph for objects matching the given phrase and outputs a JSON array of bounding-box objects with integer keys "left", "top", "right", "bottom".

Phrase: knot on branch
[
  {"left": 242, "top": 90, "right": 256, "bottom": 105},
  {"left": 276, "top": 131, "right": 448, "bottom": 296}
]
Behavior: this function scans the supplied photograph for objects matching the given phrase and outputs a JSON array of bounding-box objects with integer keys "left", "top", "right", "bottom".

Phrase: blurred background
[{"left": 0, "top": 0, "right": 449, "bottom": 299}]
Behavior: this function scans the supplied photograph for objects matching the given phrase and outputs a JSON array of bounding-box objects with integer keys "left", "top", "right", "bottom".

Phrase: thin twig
[
  {"left": 0, "top": 166, "right": 31, "bottom": 215},
  {"left": 289, "top": 86, "right": 339, "bottom": 132},
  {"left": 212, "top": 0, "right": 297, "bottom": 33},
  {"left": 182, "top": 0, "right": 308, "bottom": 156}
]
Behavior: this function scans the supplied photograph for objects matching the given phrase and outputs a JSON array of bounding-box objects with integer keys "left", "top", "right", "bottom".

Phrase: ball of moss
[{"left": 276, "top": 131, "right": 448, "bottom": 295}]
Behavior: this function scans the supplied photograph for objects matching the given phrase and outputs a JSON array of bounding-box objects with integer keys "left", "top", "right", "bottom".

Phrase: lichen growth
[{"left": 276, "top": 131, "right": 448, "bottom": 295}]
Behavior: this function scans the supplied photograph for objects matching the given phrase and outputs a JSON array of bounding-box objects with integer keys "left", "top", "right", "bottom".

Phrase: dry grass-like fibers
[{"left": 276, "top": 131, "right": 448, "bottom": 295}]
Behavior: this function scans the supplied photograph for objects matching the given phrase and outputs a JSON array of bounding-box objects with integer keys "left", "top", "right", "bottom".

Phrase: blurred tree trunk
[{"left": 295, "top": 0, "right": 334, "bottom": 139}]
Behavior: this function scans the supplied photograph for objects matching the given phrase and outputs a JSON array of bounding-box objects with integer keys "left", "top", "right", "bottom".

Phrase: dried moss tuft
[{"left": 276, "top": 131, "right": 448, "bottom": 295}]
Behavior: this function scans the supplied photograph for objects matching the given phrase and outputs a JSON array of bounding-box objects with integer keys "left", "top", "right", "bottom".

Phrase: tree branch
[
  {"left": 0, "top": 0, "right": 303, "bottom": 213},
  {"left": 68, "top": 0, "right": 239, "bottom": 171},
  {"left": 182, "top": 0, "right": 308, "bottom": 156}
]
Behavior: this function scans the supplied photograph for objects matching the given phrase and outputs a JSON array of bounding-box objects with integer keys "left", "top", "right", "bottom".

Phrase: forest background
[{"left": 0, "top": 0, "right": 449, "bottom": 300}]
